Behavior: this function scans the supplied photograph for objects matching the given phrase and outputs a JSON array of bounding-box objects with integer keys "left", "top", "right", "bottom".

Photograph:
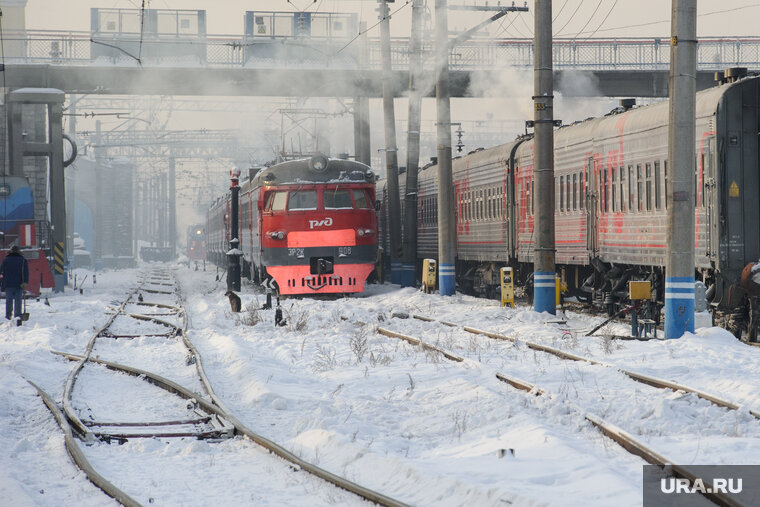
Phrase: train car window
[
  {"left": 696, "top": 154, "right": 701, "bottom": 207},
  {"left": 566, "top": 175, "right": 572, "bottom": 213},
  {"left": 572, "top": 173, "right": 577, "bottom": 211},
  {"left": 619, "top": 167, "right": 626, "bottom": 212},
  {"left": 287, "top": 190, "right": 317, "bottom": 210},
  {"left": 654, "top": 161, "right": 662, "bottom": 210},
  {"left": 628, "top": 166, "right": 634, "bottom": 212},
  {"left": 579, "top": 171, "right": 584, "bottom": 211},
  {"left": 266, "top": 191, "right": 288, "bottom": 211},
  {"left": 559, "top": 175, "right": 564, "bottom": 212},
  {"left": 352, "top": 189, "right": 371, "bottom": 209},
  {"left": 611, "top": 169, "right": 617, "bottom": 212},
  {"left": 645, "top": 163, "right": 652, "bottom": 211},
  {"left": 664, "top": 160, "right": 669, "bottom": 210},
  {"left": 324, "top": 189, "right": 353, "bottom": 209},
  {"left": 530, "top": 180, "right": 535, "bottom": 216},
  {"left": 603, "top": 168, "right": 609, "bottom": 213}
]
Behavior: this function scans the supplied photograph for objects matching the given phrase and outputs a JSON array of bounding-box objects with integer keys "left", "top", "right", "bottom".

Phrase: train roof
[
  {"left": 555, "top": 73, "right": 759, "bottom": 147},
  {"left": 251, "top": 155, "right": 374, "bottom": 187}
]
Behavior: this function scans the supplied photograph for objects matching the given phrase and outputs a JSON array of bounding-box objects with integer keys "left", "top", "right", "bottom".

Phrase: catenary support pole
[
  {"left": 378, "top": 0, "right": 403, "bottom": 284},
  {"left": 665, "top": 0, "right": 697, "bottom": 338},
  {"left": 533, "top": 0, "right": 556, "bottom": 314},
  {"left": 435, "top": 0, "right": 456, "bottom": 296},
  {"left": 169, "top": 157, "right": 176, "bottom": 259},
  {"left": 401, "top": 0, "right": 424, "bottom": 288}
]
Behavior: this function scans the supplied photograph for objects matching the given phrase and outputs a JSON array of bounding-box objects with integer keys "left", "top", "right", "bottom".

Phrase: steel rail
[
  {"left": 26, "top": 380, "right": 142, "bottom": 507},
  {"left": 374, "top": 325, "right": 744, "bottom": 507},
  {"left": 174, "top": 278, "right": 409, "bottom": 507},
  {"left": 52, "top": 349, "right": 408, "bottom": 506},
  {"left": 411, "top": 313, "right": 760, "bottom": 419}
]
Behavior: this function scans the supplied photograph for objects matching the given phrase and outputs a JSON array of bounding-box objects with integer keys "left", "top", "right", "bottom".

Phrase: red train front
[{"left": 212, "top": 155, "right": 377, "bottom": 295}]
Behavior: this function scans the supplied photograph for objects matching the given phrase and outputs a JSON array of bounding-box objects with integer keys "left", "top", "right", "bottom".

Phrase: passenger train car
[
  {"left": 380, "top": 72, "right": 760, "bottom": 336},
  {"left": 207, "top": 155, "right": 378, "bottom": 295},
  {"left": 0, "top": 175, "right": 54, "bottom": 295}
]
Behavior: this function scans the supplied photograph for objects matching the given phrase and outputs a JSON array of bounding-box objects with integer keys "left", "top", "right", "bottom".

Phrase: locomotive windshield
[
  {"left": 324, "top": 190, "right": 352, "bottom": 209},
  {"left": 353, "top": 190, "right": 371, "bottom": 209},
  {"left": 288, "top": 190, "right": 317, "bottom": 210},
  {"left": 266, "top": 191, "right": 288, "bottom": 211}
]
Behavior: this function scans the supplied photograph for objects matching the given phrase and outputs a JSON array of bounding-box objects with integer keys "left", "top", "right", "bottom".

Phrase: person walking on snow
[{"left": 0, "top": 245, "right": 29, "bottom": 326}]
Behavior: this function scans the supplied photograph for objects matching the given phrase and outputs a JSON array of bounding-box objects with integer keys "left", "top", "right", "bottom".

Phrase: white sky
[{"left": 22, "top": 0, "right": 760, "bottom": 38}]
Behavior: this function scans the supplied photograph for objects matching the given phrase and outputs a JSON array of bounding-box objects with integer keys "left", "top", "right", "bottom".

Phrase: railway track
[
  {"left": 405, "top": 312, "right": 760, "bottom": 420},
  {"left": 31, "top": 268, "right": 407, "bottom": 507},
  {"left": 370, "top": 322, "right": 748, "bottom": 507}
]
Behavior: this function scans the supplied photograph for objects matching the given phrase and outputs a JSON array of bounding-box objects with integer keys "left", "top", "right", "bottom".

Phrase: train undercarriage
[{"left": 446, "top": 257, "right": 758, "bottom": 342}]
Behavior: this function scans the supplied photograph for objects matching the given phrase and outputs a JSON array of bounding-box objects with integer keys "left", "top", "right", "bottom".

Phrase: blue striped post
[
  {"left": 533, "top": 271, "right": 556, "bottom": 314},
  {"left": 439, "top": 263, "right": 455, "bottom": 296},
  {"left": 390, "top": 261, "right": 403, "bottom": 284},
  {"left": 400, "top": 263, "right": 416, "bottom": 287},
  {"left": 665, "top": 276, "right": 694, "bottom": 338}
]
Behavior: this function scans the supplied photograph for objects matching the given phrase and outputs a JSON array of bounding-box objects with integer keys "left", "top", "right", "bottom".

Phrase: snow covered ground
[{"left": 2, "top": 264, "right": 759, "bottom": 506}]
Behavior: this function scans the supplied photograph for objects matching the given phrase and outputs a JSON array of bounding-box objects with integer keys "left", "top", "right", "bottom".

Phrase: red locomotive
[{"left": 208, "top": 155, "right": 377, "bottom": 295}]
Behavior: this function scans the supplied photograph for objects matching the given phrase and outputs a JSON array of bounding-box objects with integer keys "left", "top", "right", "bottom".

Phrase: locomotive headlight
[
  {"left": 357, "top": 228, "right": 373, "bottom": 237},
  {"left": 357, "top": 229, "right": 365, "bottom": 237},
  {"left": 269, "top": 231, "right": 286, "bottom": 240}
]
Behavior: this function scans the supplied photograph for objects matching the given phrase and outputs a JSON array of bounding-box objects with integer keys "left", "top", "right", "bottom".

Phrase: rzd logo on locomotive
[{"left": 309, "top": 217, "right": 333, "bottom": 229}]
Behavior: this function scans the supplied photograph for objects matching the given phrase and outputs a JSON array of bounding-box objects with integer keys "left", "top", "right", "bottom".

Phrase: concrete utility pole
[
  {"left": 435, "top": 0, "right": 456, "bottom": 296},
  {"left": 665, "top": 0, "right": 697, "bottom": 338},
  {"left": 401, "top": 0, "right": 424, "bottom": 288},
  {"left": 378, "top": 0, "right": 403, "bottom": 284},
  {"left": 532, "top": 0, "right": 556, "bottom": 314},
  {"left": 169, "top": 157, "right": 176, "bottom": 258},
  {"left": 94, "top": 120, "right": 104, "bottom": 270},
  {"left": 227, "top": 167, "right": 241, "bottom": 292}
]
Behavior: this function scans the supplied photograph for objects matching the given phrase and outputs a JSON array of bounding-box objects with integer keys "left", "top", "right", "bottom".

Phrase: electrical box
[
  {"left": 629, "top": 280, "right": 652, "bottom": 300},
  {"left": 500, "top": 267, "right": 514, "bottom": 307},
  {"left": 422, "top": 259, "right": 437, "bottom": 294},
  {"left": 556, "top": 276, "right": 567, "bottom": 306}
]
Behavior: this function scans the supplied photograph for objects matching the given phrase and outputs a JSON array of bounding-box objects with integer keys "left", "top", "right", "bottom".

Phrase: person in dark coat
[{"left": 0, "top": 245, "right": 29, "bottom": 325}]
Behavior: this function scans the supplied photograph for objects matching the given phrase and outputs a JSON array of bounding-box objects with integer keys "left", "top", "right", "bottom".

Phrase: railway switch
[
  {"left": 422, "top": 259, "right": 437, "bottom": 294},
  {"left": 500, "top": 267, "right": 514, "bottom": 307}
]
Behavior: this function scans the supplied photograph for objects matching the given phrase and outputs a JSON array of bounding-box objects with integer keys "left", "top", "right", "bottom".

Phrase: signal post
[{"left": 227, "top": 167, "right": 241, "bottom": 292}]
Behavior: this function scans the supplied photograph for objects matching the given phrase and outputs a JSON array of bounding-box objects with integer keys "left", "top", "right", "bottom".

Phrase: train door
[
  {"left": 704, "top": 137, "right": 717, "bottom": 259},
  {"left": 585, "top": 156, "right": 598, "bottom": 256}
]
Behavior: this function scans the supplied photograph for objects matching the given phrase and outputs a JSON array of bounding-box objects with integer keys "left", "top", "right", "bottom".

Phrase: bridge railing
[{"left": 5, "top": 30, "right": 760, "bottom": 71}]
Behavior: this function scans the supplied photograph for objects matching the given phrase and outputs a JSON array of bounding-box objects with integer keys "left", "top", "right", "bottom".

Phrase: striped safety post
[
  {"left": 53, "top": 242, "right": 65, "bottom": 275},
  {"left": 533, "top": 271, "right": 556, "bottom": 314},
  {"left": 439, "top": 263, "right": 455, "bottom": 296},
  {"left": 665, "top": 276, "right": 694, "bottom": 339}
]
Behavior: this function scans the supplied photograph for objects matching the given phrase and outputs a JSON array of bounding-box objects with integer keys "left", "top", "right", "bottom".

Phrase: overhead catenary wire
[
  {"left": 554, "top": 0, "right": 585, "bottom": 37},
  {"left": 335, "top": 0, "right": 412, "bottom": 55},
  {"left": 582, "top": 0, "right": 619, "bottom": 40},
  {"left": 565, "top": 2, "right": 760, "bottom": 37},
  {"left": 563, "top": 0, "right": 603, "bottom": 39}
]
